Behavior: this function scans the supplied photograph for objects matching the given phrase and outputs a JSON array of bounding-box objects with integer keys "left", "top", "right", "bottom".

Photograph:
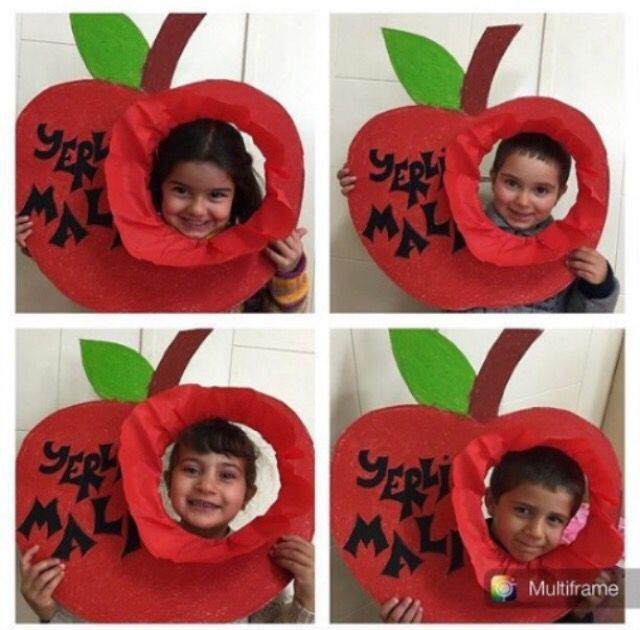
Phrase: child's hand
[
  {"left": 16, "top": 215, "right": 33, "bottom": 250},
  {"left": 19, "top": 545, "right": 64, "bottom": 621},
  {"left": 270, "top": 535, "right": 314, "bottom": 612},
  {"left": 337, "top": 163, "right": 357, "bottom": 196},
  {"left": 265, "top": 227, "right": 307, "bottom": 274},
  {"left": 567, "top": 247, "right": 608, "bottom": 285},
  {"left": 380, "top": 596, "right": 423, "bottom": 623},
  {"left": 571, "top": 570, "right": 616, "bottom": 620}
]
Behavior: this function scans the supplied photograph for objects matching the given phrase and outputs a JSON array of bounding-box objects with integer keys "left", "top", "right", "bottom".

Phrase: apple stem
[
  {"left": 141, "top": 13, "right": 206, "bottom": 93},
  {"left": 469, "top": 329, "right": 542, "bottom": 421},
  {"left": 460, "top": 25, "right": 521, "bottom": 115},
  {"left": 148, "top": 329, "right": 212, "bottom": 396}
]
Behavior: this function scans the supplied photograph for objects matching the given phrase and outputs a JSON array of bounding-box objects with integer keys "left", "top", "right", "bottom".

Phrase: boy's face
[
  {"left": 168, "top": 445, "right": 253, "bottom": 539},
  {"left": 490, "top": 152, "right": 566, "bottom": 231},
  {"left": 485, "top": 482, "right": 574, "bottom": 562}
]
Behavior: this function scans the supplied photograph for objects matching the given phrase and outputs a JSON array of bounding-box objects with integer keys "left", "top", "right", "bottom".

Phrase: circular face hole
[
  {"left": 478, "top": 139, "right": 578, "bottom": 230},
  {"left": 159, "top": 422, "right": 281, "bottom": 535}
]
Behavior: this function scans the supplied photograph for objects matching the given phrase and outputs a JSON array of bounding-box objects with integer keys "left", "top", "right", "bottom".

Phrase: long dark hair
[{"left": 150, "top": 118, "right": 263, "bottom": 225}]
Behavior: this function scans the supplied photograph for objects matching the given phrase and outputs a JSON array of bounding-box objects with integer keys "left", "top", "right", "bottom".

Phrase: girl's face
[
  {"left": 168, "top": 445, "right": 253, "bottom": 539},
  {"left": 160, "top": 160, "right": 235, "bottom": 239}
]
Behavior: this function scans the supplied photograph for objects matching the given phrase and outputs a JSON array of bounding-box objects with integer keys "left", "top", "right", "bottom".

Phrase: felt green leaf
[
  {"left": 70, "top": 14, "right": 148, "bottom": 89},
  {"left": 382, "top": 28, "right": 464, "bottom": 109},
  {"left": 389, "top": 330, "right": 475, "bottom": 414},
  {"left": 80, "top": 339, "right": 154, "bottom": 402}
]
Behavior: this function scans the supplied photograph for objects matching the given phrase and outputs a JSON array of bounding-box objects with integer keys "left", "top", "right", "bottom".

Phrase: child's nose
[
  {"left": 188, "top": 197, "right": 208, "bottom": 216},
  {"left": 525, "top": 518, "right": 544, "bottom": 538},
  {"left": 515, "top": 190, "right": 530, "bottom": 207},
  {"left": 196, "top": 474, "right": 219, "bottom": 492}
]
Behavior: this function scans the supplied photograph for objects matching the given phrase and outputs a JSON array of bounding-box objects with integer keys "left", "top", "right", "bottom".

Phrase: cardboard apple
[
  {"left": 346, "top": 26, "right": 608, "bottom": 309},
  {"left": 17, "top": 330, "right": 314, "bottom": 622},
  {"left": 16, "top": 14, "right": 303, "bottom": 311},
  {"left": 331, "top": 330, "right": 622, "bottom": 622}
]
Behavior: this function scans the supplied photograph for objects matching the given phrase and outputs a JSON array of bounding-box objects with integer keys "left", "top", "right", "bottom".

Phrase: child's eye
[
  {"left": 220, "top": 471, "right": 238, "bottom": 481},
  {"left": 171, "top": 185, "right": 189, "bottom": 196},
  {"left": 182, "top": 465, "right": 199, "bottom": 475},
  {"left": 514, "top": 506, "right": 529, "bottom": 516},
  {"left": 534, "top": 186, "right": 551, "bottom": 196},
  {"left": 548, "top": 516, "right": 566, "bottom": 526},
  {"left": 209, "top": 191, "right": 229, "bottom": 200},
  {"left": 503, "top": 178, "right": 518, "bottom": 189}
]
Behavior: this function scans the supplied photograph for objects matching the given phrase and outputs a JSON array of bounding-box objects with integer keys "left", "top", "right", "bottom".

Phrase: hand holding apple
[
  {"left": 380, "top": 596, "right": 423, "bottom": 623},
  {"left": 337, "top": 164, "right": 357, "bottom": 196},
  {"left": 270, "top": 535, "right": 315, "bottom": 611},
  {"left": 20, "top": 545, "right": 65, "bottom": 622},
  {"left": 265, "top": 227, "right": 307, "bottom": 273},
  {"left": 16, "top": 215, "right": 33, "bottom": 251},
  {"left": 566, "top": 247, "right": 608, "bottom": 285}
]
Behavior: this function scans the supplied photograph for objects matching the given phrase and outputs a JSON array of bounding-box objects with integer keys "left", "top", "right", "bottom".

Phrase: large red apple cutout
[
  {"left": 16, "top": 14, "right": 304, "bottom": 311},
  {"left": 17, "top": 330, "right": 314, "bottom": 622},
  {"left": 331, "top": 330, "right": 622, "bottom": 622},
  {"left": 346, "top": 26, "right": 609, "bottom": 310}
]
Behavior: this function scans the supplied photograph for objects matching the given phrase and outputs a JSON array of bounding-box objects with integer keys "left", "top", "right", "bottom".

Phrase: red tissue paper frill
[
  {"left": 119, "top": 384, "right": 314, "bottom": 563},
  {"left": 106, "top": 80, "right": 304, "bottom": 268},
  {"left": 445, "top": 97, "right": 608, "bottom": 267},
  {"left": 451, "top": 413, "right": 622, "bottom": 591}
]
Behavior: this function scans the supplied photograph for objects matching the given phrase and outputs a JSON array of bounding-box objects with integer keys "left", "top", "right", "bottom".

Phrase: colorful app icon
[{"left": 490, "top": 575, "right": 517, "bottom": 602}]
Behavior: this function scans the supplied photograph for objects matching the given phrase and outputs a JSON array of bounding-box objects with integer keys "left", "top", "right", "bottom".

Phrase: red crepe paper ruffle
[
  {"left": 119, "top": 384, "right": 314, "bottom": 564},
  {"left": 451, "top": 412, "right": 622, "bottom": 591},
  {"left": 445, "top": 97, "right": 608, "bottom": 267},
  {"left": 106, "top": 80, "right": 303, "bottom": 268}
]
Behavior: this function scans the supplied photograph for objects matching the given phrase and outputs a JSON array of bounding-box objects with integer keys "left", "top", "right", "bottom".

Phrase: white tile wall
[
  {"left": 16, "top": 13, "right": 315, "bottom": 312},
  {"left": 330, "top": 14, "right": 625, "bottom": 312}
]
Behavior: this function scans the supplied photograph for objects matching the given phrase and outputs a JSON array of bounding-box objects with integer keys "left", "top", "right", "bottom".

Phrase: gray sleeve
[
  {"left": 48, "top": 606, "right": 82, "bottom": 623},
  {"left": 249, "top": 586, "right": 315, "bottom": 623},
  {"left": 566, "top": 274, "right": 620, "bottom": 313}
]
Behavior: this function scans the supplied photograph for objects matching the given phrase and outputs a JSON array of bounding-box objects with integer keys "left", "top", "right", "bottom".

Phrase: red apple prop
[
  {"left": 17, "top": 330, "right": 314, "bottom": 622},
  {"left": 16, "top": 14, "right": 304, "bottom": 311},
  {"left": 346, "top": 26, "right": 608, "bottom": 310},
  {"left": 331, "top": 330, "right": 622, "bottom": 622}
]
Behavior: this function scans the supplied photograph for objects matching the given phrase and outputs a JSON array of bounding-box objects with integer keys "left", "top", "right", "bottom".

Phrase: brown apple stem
[
  {"left": 469, "top": 329, "right": 542, "bottom": 421},
  {"left": 141, "top": 13, "right": 206, "bottom": 93},
  {"left": 148, "top": 329, "right": 213, "bottom": 396},
  {"left": 460, "top": 25, "right": 522, "bottom": 115}
]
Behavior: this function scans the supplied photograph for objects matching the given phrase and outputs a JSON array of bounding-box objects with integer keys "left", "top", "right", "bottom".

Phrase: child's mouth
[{"left": 187, "top": 499, "right": 221, "bottom": 510}]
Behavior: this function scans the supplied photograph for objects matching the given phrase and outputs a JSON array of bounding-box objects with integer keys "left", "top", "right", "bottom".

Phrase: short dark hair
[
  {"left": 489, "top": 446, "right": 585, "bottom": 516},
  {"left": 492, "top": 132, "right": 572, "bottom": 188},
  {"left": 168, "top": 418, "right": 258, "bottom": 489},
  {"left": 149, "top": 118, "right": 263, "bottom": 225}
]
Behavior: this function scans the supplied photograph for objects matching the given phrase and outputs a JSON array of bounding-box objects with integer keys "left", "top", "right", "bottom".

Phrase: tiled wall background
[
  {"left": 330, "top": 328, "right": 623, "bottom": 621},
  {"left": 330, "top": 14, "right": 625, "bottom": 312},
  {"left": 16, "top": 13, "right": 315, "bottom": 311},
  {"left": 16, "top": 328, "right": 315, "bottom": 622}
]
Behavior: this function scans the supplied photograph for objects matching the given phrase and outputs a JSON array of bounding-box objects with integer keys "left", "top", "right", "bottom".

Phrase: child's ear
[
  {"left": 484, "top": 488, "right": 496, "bottom": 516},
  {"left": 243, "top": 485, "right": 257, "bottom": 509}
]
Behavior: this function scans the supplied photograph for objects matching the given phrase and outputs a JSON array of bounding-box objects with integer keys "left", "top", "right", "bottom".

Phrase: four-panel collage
[{"left": 12, "top": 9, "right": 629, "bottom": 627}]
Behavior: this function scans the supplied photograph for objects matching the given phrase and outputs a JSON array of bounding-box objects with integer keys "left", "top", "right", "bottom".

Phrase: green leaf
[
  {"left": 80, "top": 339, "right": 154, "bottom": 402},
  {"left": 389, "top": 330, "right": 475, "bottom": 414},
  {"left": 382, "top": 28, "right": 464, "bottom": 109},
  {"left": 70, "top": 14, "right": 149, "bottom": 89}
]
